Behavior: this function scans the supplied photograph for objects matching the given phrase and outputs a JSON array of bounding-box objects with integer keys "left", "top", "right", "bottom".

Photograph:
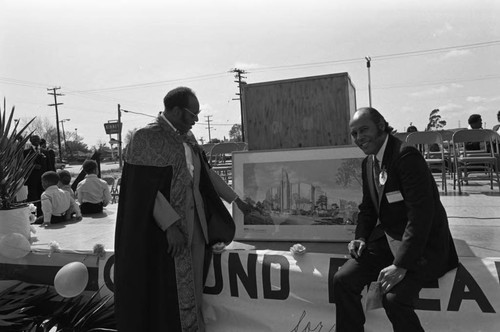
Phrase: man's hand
[
  {"left": 378, "top": 264, "right": 407, "bottom": 293},
  {"left": 165, "top": 226, "right": 185, "bottom": 257},
  {"left": 212, "top": 242, "right": 226, "bottom": 253},
  {"left": 234, "top": 197, "right": 252, "bottom": 215},
  {"left": 347, "top": 239, "right": 366, "bottom": 259}
]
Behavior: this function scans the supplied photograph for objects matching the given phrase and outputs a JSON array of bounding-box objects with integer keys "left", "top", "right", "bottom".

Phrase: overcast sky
[{"left": 1, "top": 0, "right": 499, "bottom": 147}]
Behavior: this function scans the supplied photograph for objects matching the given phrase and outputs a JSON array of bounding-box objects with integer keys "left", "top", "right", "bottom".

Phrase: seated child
[
  {"left": 57, "top": 169, "right": 75, "bottom": 198},
  {"left": 57, "top": 169, "right": 78, "bottom": 220},
  {"left": 76, "top": 160, "right": 112, "bottom": 214},
  {"left": 35, "top": 171, "right": 82, "bottom": 226}
]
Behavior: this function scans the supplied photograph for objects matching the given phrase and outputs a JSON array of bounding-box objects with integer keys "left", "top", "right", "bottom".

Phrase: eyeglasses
[{"left": 183, "top": 107, "right": 200, "bottom": 118}]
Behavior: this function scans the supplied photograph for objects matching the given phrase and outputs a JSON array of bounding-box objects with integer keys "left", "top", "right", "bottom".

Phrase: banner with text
[
  {"left": 202, "top": 250, "right": 500, "bottom": 332},
  {"left": 3, "top": 249, "right": 499, "bottom": 331}
]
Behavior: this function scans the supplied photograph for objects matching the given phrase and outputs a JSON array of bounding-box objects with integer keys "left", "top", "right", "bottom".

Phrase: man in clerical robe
[{"left": 114, "top": 87, "right": 251, "bottom": 332}]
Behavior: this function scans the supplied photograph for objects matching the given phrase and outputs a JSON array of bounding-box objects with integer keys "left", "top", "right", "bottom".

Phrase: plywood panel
[{"left": 242, "top": 72, "right": 356, "bottom": 150}]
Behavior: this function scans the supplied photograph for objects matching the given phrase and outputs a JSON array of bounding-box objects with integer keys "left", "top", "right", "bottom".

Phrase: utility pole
[
  {"left": 59, "top": 118, "right": 70, "bottom": 158},
  {"left": 205, "top": 115, "right": 214, "bottom": 142},
  {"left": 229, "top": 68, "right": 247, "bottom": 142},
  {"left": 118, "top": 104, "right": 123, "bottom": 168},
  {"left": 365, "top": 57, "right": 372, "bottom": 107},
  {"left": 47, "top": 87, "right": 64, "bottom": 162}
]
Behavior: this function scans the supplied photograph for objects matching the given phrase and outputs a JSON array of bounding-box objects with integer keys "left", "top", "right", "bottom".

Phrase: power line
[
  {"left": 1, "top": 39, "right": 499, "bottom": 114},
  {"left": 0, "top": 77, "right": 53, "bottom": 89},
  {"left": 71, "top": 72, "right": 230, "bottom": 93},
  {"left": 372, "top": 39, "right": 500, "bottom": 61},
  {"left": 250, "top": 39, "right": 500, "bottom": 72},
  {"left": 372, "top": 74, "right": 500, "bottom": 91},
  {"left": 250, "top": 58, "right": 362, "bottom": 73}
]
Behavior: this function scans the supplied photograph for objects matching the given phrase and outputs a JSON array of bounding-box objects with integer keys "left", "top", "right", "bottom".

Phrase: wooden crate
[{"left": 241, "top": 72, "right": 356, "bottom": 150}]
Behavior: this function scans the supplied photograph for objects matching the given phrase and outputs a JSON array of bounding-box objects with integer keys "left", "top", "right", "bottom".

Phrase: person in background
[
  {"left": 35, "top": 171, "right": 81, "bottom": 226},
  {"left": 468, "top": 113, "right": 483, "bottom": 130},
  {"left": 23, "top": 134, "right": 49, "bottom": 216},
  {"left": 406, "top": 125, "right": 426, "bottom": 152},
  {"left": 406, "top": 125, "right": 418, "bottom": 133},
  {"left": 114, "top": 86, "right": 252, "bottom": 332},
  {"left": 40, "top": 138, "right": 56, "bottom": 171},
  {"left": 492, "top": 110, "right": 500, "bottom": 133},
  {"left": 333, "top": 107, "right": 458, "bottom": 332},
  {"left": 76, "top": 160, "right": 112, "bottom": 214},
  {"left": 466, "top": 114, "right": 485, "bottom": 151},
  {"left": 491, "top": 110, "right": 500, "bottom": 155}
]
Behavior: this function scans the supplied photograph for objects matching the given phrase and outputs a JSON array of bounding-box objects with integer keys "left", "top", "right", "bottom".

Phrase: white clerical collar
[{"left": 375, "top": 134, "right": 389, "bottom": 167}]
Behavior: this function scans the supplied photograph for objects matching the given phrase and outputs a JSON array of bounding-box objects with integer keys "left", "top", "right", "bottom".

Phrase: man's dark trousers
[{"left": 333, "top": 237, "right": 426, "bottom": 332}]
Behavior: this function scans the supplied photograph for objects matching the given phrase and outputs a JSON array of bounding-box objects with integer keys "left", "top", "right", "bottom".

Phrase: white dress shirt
[
  {"left": 375, "top": 134, "right": 389, "bottom": 169},
  {"left": 41, "top": 185, "right": 81, "bottom": 223},
  {"left": 76, "top": 174, "right": 112, "bottom": 206}
]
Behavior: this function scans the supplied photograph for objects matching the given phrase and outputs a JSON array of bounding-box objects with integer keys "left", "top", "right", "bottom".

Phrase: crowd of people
[{"left": 18, "top": 135, "right": 112, "bottom": 226}]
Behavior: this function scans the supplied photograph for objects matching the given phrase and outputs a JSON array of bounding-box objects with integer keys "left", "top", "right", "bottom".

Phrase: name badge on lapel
[{"left": 386, "top": 190, "right": 404, "bottom": 203}]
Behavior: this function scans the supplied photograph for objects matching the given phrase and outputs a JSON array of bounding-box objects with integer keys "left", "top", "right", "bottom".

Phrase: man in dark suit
[
  {"left": 23, "top": 135, "right": 49, "bottom": 216},
  {"left": 40, "top": 138, "right": 56, "bottom": 171},
  {"left": 333, "top": 107, "right": 458, "bottom": 332}
]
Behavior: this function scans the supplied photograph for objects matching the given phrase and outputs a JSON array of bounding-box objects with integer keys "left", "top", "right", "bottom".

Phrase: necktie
[
  {"left": 373, "top": 155, "right": 381, "bottom": 188},
  {"left": 370, "top": 155, "right": 385, "bottom": 240}
]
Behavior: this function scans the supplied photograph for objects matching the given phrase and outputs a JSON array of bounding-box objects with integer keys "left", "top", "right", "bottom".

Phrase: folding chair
[
  {"left": 209, "top": 143, "right": 240, "bottom": 184},
  {"left": 201, "top": 143, "right": 215, "bottom": 159},
  {"left": 235, "top": 142, "right": 248, "bottom": 151},
  {"left": 209, "top": 142, "right": 240, "bottom": 165},
  {"left": 451, "top": 129, "right": 500, "bottom": 194},
  {"left": 393, "top": 132, "right": 410, "bottom": 142},
  {"left": 406, "top": 131, "right": 447, "bottom": 193},
  {"left": 111, "top": 177, "right": 121, "bottom": 204},
  {"left": 102, "top": 176, "right": 115, "bottom": 187}
]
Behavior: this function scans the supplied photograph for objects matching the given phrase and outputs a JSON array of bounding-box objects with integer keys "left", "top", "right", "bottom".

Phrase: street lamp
[
  {"left": 59, "top": 119, "right": 70, "bottom": 160},
  {"left": 365, "top": 56, "right": 372, "bottom": 107}
]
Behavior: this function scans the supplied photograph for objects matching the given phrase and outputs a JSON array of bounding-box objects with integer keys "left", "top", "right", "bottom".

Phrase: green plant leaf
[{"left": 0, "top": 100, "right": 37, "bottom": 209}]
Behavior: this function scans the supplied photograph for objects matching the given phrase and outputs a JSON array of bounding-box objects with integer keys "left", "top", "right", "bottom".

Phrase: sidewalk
[
  {"left": 442, "top": 184, "right": 500, "bottom": 258},
  {"left": 30, "top": 181, "right": 500, "bottom": 258}
]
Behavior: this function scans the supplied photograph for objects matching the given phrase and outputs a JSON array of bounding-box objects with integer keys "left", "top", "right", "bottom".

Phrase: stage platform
[{"left": 27, "top": 182, "right": 500, "bottom": 258}]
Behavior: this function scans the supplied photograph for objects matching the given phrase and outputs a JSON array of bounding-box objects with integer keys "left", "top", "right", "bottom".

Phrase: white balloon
[
  {"left": 54, "top": 262, "right": 89, "bottom": 298},
  {"left": 0, "top": 232, "right": 31, "bottom": 259}
]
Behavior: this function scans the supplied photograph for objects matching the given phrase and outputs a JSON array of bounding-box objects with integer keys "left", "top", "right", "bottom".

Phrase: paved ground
[
  {"left": 63, "top": 161, "right": 122, "bottom": 175},
  {"left": 30, "top": 178, "right": 500, "bottom": 259}
]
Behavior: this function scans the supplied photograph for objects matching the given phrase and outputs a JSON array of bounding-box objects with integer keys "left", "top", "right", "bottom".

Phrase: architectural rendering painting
[{"left": 232, "top": 146, "right": 365, "bottom": 241}]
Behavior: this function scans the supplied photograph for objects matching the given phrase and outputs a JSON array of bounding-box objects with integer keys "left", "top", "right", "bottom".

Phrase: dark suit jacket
[
  {"left": 23, "top": 147, "right": 49, "bottom": 186},
  {"left": 355, "top": 134, "right": 458, "bottom": 278}
]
